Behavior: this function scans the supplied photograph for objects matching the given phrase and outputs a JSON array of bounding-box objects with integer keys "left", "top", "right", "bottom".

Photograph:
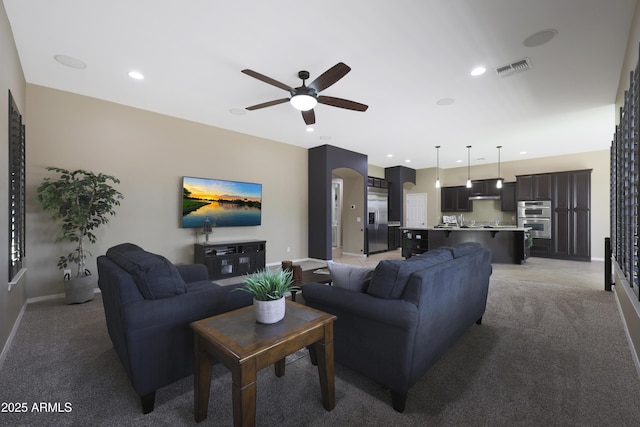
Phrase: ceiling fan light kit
[
  {"left": 242, "top": 62, "right": 368, "bottom": 125},
  {"left": 290, "top": 94, "right": 317, "bottom": 111}
]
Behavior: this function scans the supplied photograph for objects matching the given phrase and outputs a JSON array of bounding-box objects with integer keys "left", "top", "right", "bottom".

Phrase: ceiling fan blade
[
  {"left": 318, "top": 95, "right": 368, "bottom": 112},
  {"left": 302, "top": 109, "right": 316, "bottom": 125},
  {"left": 241, "top": 69, "right": 292, "bottom": 91},
  {"left": 308, "top": 62, "right": 351, "bottom": 92},
  {"left": 246, "top": 98, "right": 290, "bottom": 110}
]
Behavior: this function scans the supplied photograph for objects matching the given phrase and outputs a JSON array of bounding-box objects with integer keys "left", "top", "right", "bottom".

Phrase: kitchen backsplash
[{"left": 441, "top": 199, "right": 516, "bottom": 225}]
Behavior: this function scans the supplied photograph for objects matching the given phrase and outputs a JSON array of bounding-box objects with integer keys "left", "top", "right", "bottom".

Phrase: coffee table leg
[
  {"left": 232, "top": 359, "right": 257, "bottom": 427},
  {"left": 194, "top": 335, "right": 213, "bottom": 422},
  {"left": 274, "top": 358, "right": 285, "bottom": 377},
  {"left": 315, "top": 323, "right": 336, "bottom": 411}
]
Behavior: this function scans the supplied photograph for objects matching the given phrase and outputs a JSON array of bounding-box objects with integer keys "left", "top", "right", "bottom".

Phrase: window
[{"left": 9, "top": 90, "right": 25, "bottom": 282}]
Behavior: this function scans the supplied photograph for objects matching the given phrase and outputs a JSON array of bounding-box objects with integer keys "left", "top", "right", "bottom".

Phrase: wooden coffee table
[{"left": 191, "top": 300, "right": 337, "bottom": 426}]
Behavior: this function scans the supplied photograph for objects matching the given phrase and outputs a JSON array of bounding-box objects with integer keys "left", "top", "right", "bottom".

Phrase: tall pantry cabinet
[
  {"left": 552, "top": 170, "right": 591, "bottom": 260},
  {"left": 516, "top": 169, "right": 591, "bottom": 261}
]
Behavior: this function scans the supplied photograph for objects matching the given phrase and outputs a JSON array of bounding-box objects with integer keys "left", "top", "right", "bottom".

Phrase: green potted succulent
[
  {"left": 36, "top": 167, "right": 124, "bottom": 304},
  {"left": 235, "top": 269, "right": 299, "bottom": 323}
]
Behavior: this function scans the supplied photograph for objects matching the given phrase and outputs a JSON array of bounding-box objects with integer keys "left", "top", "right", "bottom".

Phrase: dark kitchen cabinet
[
  {"left": 441, "top": 186, "right": 472, "bottom": 212},
  {"left": 501, "top": 182, "right": 517, "bottom": 211},
  {"left": 552, "top": 170, "right": 591, "bottom": 260},
  {"left": 471, "top": 179, "right": 501, "bottom": 197},
  {"left": 531, "top": 237, "right": 551, "bottom": 257},
  {"left": 388, "top": 225, "right": 401, "bottom": 250},
  {"left": 402, "top": 229, "right": 428, "bottom": 258},
  {"left": 516, "top": 173, "right": 552, "bottom": 200}
]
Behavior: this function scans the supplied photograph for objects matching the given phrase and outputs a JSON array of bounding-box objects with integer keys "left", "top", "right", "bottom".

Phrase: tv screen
[{"left": 182, "top": 176, "right": 262, "bottom": 228}]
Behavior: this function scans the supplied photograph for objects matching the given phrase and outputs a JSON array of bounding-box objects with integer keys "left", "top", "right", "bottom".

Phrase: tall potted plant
[{"left": 36, "top": 167, "right": 124, "bottom": 304}]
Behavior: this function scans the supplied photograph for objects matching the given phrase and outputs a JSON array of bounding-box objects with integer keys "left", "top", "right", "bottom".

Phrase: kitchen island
[{"left": 402, "top": 227, "right": 528, "bottom": 264}]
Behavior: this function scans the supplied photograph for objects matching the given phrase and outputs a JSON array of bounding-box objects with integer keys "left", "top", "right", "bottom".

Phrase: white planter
[
  {"left": 253, "top": 297, "right": 286, "bottom": 324},
  {"left": 64, "top": 275, "right": 95, "bottom": 305}
]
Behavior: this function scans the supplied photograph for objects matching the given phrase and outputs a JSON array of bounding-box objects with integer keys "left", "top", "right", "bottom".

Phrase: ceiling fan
[{"left": 241, "top": 62, "right": 368, "bottom": 125}]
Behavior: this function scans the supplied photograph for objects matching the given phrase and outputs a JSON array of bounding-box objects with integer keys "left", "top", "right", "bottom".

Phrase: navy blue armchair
[{"left": 97, "top": 243, "right": 252, "bottom": 413}]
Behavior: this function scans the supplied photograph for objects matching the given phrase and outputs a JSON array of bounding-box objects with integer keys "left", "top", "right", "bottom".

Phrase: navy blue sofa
[
  {"left": 302, "top": 242, "right": 492, "bottom": 412},
  {"left": 97, "top": 243, "right": 252, "bottom": 413}
]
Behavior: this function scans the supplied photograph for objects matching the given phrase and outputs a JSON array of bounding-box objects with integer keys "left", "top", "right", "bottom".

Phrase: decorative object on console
[
  {"left": 241, "top": 62, "right": 368, "bottom": 125},
  {"left": 36, "top": 167, "right": 123, "bottom": 304},
  {"left": 182, "top": 176, "right": 262, "bottom": 228},
  {"left": 234, "top": 269, "right": 299, "bottom": 324},
  {"left": 201, "top": 218, "right": 213, "bottom": 242}
]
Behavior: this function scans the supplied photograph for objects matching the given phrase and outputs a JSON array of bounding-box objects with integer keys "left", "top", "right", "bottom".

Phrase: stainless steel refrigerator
[{"left": 367, "top": 186, "right": 389, "bottom": 254}]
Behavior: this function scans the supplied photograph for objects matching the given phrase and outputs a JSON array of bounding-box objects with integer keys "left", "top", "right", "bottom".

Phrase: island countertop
[
  {"left": 401, "top": 226, "right": 529, "bottom": 232},
  {"left": 401, "top": 226, "right": 528, "bottom": 264}
]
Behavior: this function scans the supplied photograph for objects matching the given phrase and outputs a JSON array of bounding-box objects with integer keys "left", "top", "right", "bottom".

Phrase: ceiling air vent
[{"left": 495, "top": 58, "right": 532, "bottom": 78}]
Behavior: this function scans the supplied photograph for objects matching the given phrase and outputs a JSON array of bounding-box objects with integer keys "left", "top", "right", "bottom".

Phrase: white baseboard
[
  {"left": 0, "top": 301, "right": 27, "bottom": 370},
  {"left": 613, "top": 284, "right": 640, "bottom": 380}
]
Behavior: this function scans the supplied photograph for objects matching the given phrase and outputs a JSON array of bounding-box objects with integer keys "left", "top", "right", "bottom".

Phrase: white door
[{"left": 406, "top": 193, "right": 427, "bottom": 228}]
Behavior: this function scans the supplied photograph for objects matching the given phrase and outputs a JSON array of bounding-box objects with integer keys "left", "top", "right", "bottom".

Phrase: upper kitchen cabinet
[
  {"left": 470, "top": 179, "right": 501, "bottom": 197},
  {"left": 516, "top": 173, "right": 552, "bottom": 200},
  {"left": 500, "top": 182, "right": 517, "bottom": 211},
  {"left": 441, "top": 186, "right": 472, "bottom": 212}
]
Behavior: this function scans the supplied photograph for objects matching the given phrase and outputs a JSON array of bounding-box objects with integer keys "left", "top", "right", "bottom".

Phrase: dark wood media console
[{"left": 194, "top": 239, "right": 266, "bottom": 280}]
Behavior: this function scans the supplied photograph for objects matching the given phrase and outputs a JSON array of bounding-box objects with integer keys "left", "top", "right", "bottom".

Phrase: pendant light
[
  {"left": 435, "top": 145, "right": 441, "bottom": 188},
  {"left": 496, "top": 145, "right": 503, "bottom": 189},
  {"left": 466, "top": 145, "right": 472, "bottom": 188}
]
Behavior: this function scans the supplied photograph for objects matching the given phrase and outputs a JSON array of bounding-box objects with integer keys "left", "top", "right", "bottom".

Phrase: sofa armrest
[
  {"left": 176, "top": 263, "right": 209, "bottom": 283},
  {"left": 302, "top": 283, "right": 419, "bottom": 330},
  {"left": 121, "top": 284, "right": 225, "bottom": 331}
]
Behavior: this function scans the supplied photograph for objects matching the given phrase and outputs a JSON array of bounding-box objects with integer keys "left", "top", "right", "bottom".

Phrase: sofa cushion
[
  {"left": 106, "top": 243, "right": 187, "bottom": 299},
  {"left": 327, "top": 261, "right": 374, "bottom": 292},
  {"left": 367, "top": 250, "right": 453, "bottom": 299}
]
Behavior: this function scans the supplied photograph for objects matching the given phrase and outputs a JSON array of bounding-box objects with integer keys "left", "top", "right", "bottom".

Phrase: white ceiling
[{"left": 3, "top": 0, "right": 637, "bottom": 169}]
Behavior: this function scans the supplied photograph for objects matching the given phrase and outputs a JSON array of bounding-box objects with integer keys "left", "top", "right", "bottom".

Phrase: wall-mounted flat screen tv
[{"left": 181, "top": 176, "right": 262, "bottom": 228}]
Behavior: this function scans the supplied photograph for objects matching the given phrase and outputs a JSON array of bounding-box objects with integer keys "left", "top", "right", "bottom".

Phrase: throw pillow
[
  {"left": 367, "top": 249, "right": 453, "bottom": 299},
  {"left": 106, "top": 243, "right": 188, "bottom": 299},
  {"left": 326, "top": 261, "right": 374, "bottom": 292}
]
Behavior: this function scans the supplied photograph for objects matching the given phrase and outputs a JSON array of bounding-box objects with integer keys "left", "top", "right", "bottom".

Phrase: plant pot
[
  {"left": 253, "top": 297, "right": 285, "bottom": 324},
  {"left": 64, "top": 275, "right": 95, "bottom": 305}
]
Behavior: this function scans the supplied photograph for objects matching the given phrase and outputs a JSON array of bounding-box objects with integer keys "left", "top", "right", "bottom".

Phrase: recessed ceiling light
[
  {"left": 456, "top": 160, "right": 462, "bottom": 163},
  {"left": 523, "top": 29, "right": 557, "bottom": 47},
  {"left": 470, "top": 66, "right": 486, "bottom": 76},
  {"left": 520, "top": 151, "right": 527, "bottom": 155},
  {"left": 128, "top": 71, "right": 144, "bottom": 80},
  {"left": 405, "top": 159, "right": 411, "bottom": 163},
  {"left": 436, "top": 98, "right": 455, "bottom": 106},
  {"left": 387, "top": 154, "right": 393, "bottom": 158},
  {"left": 306, "top": 127, "right": 314, "bottom": 132},
  {"left": 229, "top": 108, "right": 246, "bottom": 115},
  {"left": 53, "top": 54, "right": 86, "bottom": 69}
]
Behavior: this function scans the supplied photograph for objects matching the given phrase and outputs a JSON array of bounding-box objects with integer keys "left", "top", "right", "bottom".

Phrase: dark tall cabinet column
[
  {"left": 308, "top": 145, "right": 368, "bottom": 260},
  {"left": 385, "top": 166, "right": 416, "bottom": 224},
  {"left": 552, "top": 169, "right": 591, "bottom": 261}
]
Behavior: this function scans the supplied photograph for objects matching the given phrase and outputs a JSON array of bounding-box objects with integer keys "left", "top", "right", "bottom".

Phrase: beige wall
[
  {"left": 1, "top": 3, "right": 27, "bottom": 360},
  {"left": 407, "top": 150, "right": 609, "bottom": 259},
  {"left": 25, "top": 85, "right": 308, "bottom": 299}
]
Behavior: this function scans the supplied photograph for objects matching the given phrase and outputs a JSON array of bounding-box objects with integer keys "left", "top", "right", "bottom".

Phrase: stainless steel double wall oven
[{"left": 517, "top": 200, "right": 551, "bottom": 239}]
